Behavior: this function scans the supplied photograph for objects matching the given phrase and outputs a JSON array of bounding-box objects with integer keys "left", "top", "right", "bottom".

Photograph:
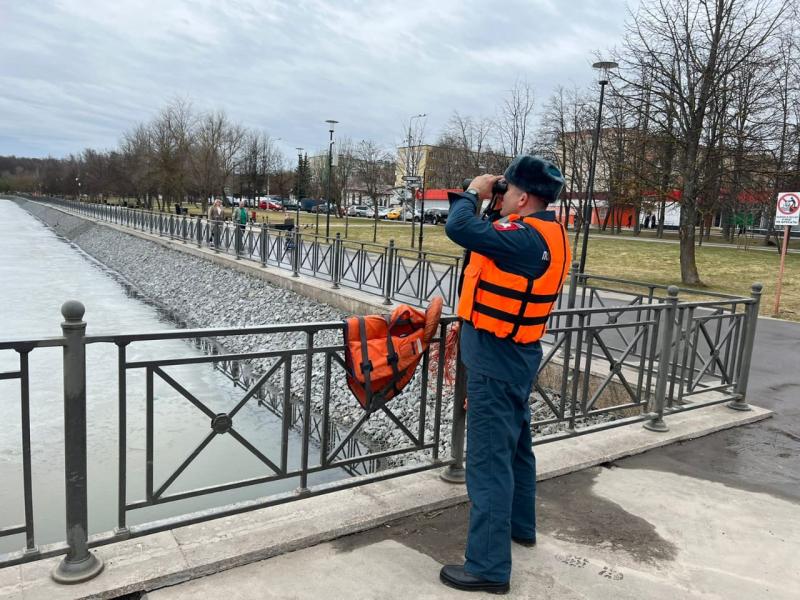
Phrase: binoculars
[{"left": 461, "top": 178, "right": 509, "bottom": 196}]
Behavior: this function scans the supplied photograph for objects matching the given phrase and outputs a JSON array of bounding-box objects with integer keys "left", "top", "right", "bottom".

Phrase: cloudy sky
[{"left": 0, "top": 0, "right": 630, "bottom": 160}]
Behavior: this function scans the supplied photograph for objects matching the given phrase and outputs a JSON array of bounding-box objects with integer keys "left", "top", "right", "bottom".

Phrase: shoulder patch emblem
[{"left": 493, "top": 221, "right": 523, "bottom": 231}]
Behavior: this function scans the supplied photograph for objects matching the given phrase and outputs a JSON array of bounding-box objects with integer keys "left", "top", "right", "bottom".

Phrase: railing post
[
  {"left": 52, "top": 301, "right": 104, "bottom": 584},
  {"left": 234, "top": 223, "right": 242, "bottom": 260},
  {"left": 260, "top": 222, "right": 268, "bottom": 267},
  {"left": 441, "top": 355, "right": 467, "bottom": 483},
  {"left": 383, "top": 239, "right": 396, "bottom": 305},
  {"left": 332, "top": 233, "right": 341, "bottom": 289},
  {"left": 559, "top": 262, "right": 580, "bottom": 420},
  {"left": 181, "top": 214, "right": 188, "bottom": 243},
  {"left": 292, "top": 229, "right": 301, "bottom": 277},
  {"left": 644, "top": 285, "right": 679, "bottom": 432},
  {"left": 196, "top": 215, "right": 203, "bottom": 248},
  {"left": 728, "top": 282, "right": 762, "bottom": 411}
]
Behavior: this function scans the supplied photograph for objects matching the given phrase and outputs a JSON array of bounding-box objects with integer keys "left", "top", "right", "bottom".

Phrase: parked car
[
  {"left": 347, "top": 204, "right": 374, "bottom": 217},
  {"left": 424, "top": 207, "right": 449, "bottom": 225},
  {"left": 301, "top": 198, "right": 320, "bottom": 212},
  {"left": 377, "top": 207, "right": 392, "bottom": 219},
  {"left": 255, "top": 196, "right": 283, "bottom": 210},
  {"left": 282, "top": 200, "right": 300, "bottom": 211},
  {"left": 311, "top": 202, "right": 337, "bottom": 214},
  {"left": 386, "top": 206, "right": 422, "bottom": 221}
]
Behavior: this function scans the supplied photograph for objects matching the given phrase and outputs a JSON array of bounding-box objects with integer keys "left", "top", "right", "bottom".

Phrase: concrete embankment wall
[{"left": 14, "top": 198, "right": 450, "bottom": 457}]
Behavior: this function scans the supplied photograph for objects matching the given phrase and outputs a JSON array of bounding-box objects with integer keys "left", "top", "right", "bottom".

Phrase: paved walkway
[
  {"left": 587, "top": 230, "right": 800, "bottom": 254},
  {"left": 147, "top": 461, "right": 797, "bottom": 599}
]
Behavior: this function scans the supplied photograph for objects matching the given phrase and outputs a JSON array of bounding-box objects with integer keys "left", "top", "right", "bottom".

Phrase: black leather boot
[
  {"left": 511, "top": 535, "right": 536, "bottom": 547},
  {"left": 439, "top": 565, "right": 510, "bottom": 594}
]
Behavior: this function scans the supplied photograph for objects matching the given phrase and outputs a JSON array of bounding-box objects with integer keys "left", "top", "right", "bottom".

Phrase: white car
[{"left": 347, "top": 205, "right": 374, "bottom": 217}]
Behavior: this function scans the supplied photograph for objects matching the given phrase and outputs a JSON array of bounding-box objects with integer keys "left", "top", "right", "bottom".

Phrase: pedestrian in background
[
  {"left": 208, "top": 198, "right": 224, "bottom": 246},
  {"left": 233, "top": 199, "right": 248, "bottom": 253}
]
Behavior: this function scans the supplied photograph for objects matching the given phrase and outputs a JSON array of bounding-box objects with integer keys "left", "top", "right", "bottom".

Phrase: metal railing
[
  {"left": 0, "top": 303, "right": 461, "bottom": 580},
  {"left": 1, "top": 196, "right": 762, "bottom": 583},
  {"left": 40, "top": 198, "right": 463, "bottom": 313},
  {"left": 0, "top": 275, "right": 761, "bottom": 581}
]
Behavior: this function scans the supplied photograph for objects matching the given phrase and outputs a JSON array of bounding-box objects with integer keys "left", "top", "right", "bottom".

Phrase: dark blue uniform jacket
[{"left": 445, "top": 192, "right": 554, "bottom": 384}]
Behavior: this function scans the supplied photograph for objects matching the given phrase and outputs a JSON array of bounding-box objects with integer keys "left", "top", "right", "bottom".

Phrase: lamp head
[{"left": 592, "top": 60, "right": 618, "bottom": 84}]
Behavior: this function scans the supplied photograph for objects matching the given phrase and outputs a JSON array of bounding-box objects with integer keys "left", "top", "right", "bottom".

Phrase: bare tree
[
  {"left": 762, "top": 35, "right": 799, "bottom": 246},
  {"left": 396, "top": 115, "right": 427, "bottom": 183},
  {"left": 120, "top": 124, "right": 155, "bottom": 208},
  {"left": 217, "top": 115, "right": 247, "bottom": 204},
  {"left": 356, "top": 140, "right": 394, "bottom": 242},
  {"left": 149, "top": 99, "right": 196, "bottom": 211},
  {"left": 496, "top": 79, "right": 535, "bottom": 157},
  {"left": 335, "top": 137, "right": 357, "bottom": 211},
  {"left": 621, "top": 0, "right": 791, "bottom": 284},
  {"left": 191, "top": 111, "right": 227, "bottom": 211}
]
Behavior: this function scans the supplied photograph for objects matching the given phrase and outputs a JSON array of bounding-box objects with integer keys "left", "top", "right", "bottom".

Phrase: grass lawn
[
  {"left": 95, "top": 199, "right": 800, "bottom": 320},
  {"left": 324, "top": 218, "right": 799, "bottom": 320}
]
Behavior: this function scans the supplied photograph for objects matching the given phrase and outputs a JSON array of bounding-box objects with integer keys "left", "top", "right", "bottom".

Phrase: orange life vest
[
  {"left": 457, "top": 215, "right": 570, "bottom": 343},
  {"left": 344, "top": 297, "right": 443, "bottom": 412}
]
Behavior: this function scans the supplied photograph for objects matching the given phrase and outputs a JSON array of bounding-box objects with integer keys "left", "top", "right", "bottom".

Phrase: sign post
[
  {"left": 403, "top": 176, "right": 422, "bottom": 247},
  {"left": 773, "top": 192, "right": 799, "bottom": 315}
]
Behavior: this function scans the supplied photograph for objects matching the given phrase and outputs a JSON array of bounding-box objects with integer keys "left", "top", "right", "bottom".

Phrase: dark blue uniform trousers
[{"left": 464, "top": 371, "right": 536, "bottom": 583}]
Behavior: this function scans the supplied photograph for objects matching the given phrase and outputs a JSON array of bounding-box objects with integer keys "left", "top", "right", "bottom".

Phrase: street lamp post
[
  {"left": 325, "top": 120, "right": 338, "bottom": 238},
  {"left": 407, "top": 113, "right": 426, "bottom": 248},
  {"left": 578, "top": 60, "right": 618, "bottom": 274},
  {"left": 295, "top": 147, "right": 304, "bottom": 225},
  {"left": 417, "top": 163, "right": 428, "bottom": 249}
]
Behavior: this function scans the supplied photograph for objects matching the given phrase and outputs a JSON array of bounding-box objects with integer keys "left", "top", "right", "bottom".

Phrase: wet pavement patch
[
  {"left": 331, "top": 504, "right": 470, "bottom": 565},
  {"left": 537, "top": 467, "right": 678, "bottom": 565},
  {"left": 617, "top": 422, "right": 800, "bottom": 504},
  {"left": 333, "top": 466, "right": 679, "bottom": 567}
]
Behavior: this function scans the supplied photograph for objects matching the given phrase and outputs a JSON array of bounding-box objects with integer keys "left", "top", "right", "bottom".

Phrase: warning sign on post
[{"left": 775, "top": 192, "right": 800, "bottom": 226}]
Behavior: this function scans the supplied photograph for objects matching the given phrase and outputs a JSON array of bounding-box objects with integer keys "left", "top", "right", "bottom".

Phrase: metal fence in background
[{"left": 40, "top": 198, "right": 463, "bottom": 313}]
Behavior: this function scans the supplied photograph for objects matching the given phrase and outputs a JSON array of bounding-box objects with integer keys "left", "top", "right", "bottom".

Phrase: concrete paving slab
[
  {"left": 534, "top": 401, "right": 771, "bottom": 479},
  {"left": 0, "top": 565, "right": 22, "bottom": 600},
  {"left": 7, "top": 402, "right": 771, "bottom": 599},
  {"left": 148, "top": 465, "right": 800, "bottom": 600},
  {"left": 17, "top": 531, "right": 187, "bottom": 600},
  {"left": 590, "top": 466, "right": 799, "bottom": 599},
  {"left": 170, "top": 469, "right": 468, "bottom": 576}
]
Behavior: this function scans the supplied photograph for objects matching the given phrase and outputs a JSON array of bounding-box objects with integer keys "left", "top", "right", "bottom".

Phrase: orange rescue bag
[{"left": 343, "top": 297, "right": 443, "bottom": 412}]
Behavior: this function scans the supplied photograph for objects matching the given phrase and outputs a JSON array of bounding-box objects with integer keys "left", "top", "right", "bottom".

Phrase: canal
[{"left": 0, "top": 199, "right": 341, "bottom": 555}]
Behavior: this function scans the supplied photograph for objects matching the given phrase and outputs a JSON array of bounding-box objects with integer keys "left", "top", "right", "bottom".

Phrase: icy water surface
[{"left": 0, "top": 199, "right": 340, "bottom": 554}]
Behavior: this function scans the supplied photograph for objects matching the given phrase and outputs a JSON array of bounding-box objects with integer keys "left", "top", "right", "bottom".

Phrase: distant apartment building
[{"left": 395, "top": 145, "right": 511, "bottom": 190}]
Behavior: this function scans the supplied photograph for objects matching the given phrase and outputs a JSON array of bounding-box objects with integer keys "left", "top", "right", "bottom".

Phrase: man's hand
[{"left": 467, "top": 174, "right": 502, "bottom": 200}]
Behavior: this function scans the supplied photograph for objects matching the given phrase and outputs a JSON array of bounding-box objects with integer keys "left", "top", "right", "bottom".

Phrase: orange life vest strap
[{"left": 475, "top": 279, "right": 560, "bottom": 303}]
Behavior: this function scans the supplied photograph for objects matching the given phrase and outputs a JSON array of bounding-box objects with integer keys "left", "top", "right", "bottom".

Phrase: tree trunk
[
  {"left": 601, "top": 205, "right": 612, "bottom": 232},
  {"left": 721, "top": 207, "right": 732, "bottom": 241},
  {"left": 679, "top": 202, "right": 702, "bottom": 285}
]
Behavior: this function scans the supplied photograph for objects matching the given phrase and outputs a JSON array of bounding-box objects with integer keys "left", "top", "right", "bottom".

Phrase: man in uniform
[{"left": 440, "top": 155, "right": 571, "bottom": 594}]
